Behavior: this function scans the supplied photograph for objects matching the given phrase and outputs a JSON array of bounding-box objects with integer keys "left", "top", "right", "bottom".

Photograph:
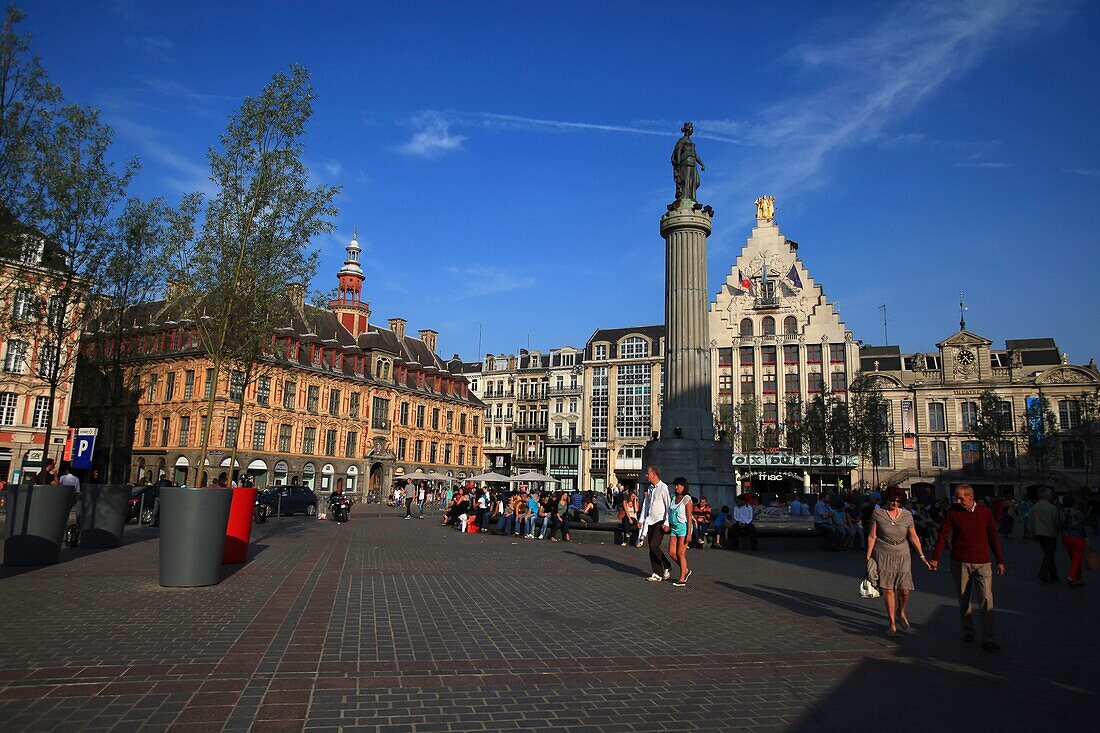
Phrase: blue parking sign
[{"left": 72, "top": 432, "right": 96, "bottom": 469}]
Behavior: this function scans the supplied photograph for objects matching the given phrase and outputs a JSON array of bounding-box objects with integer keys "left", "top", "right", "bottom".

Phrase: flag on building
[
  {"left": 738, "top": 269, "right": 752, "bottom": 290},
  {"left": 786, "top": 264, "right": 803, "bottom": 289}
]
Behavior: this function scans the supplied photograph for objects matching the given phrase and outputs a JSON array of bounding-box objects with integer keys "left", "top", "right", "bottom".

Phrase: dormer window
[{"left": 594, "top": 344, "right": 607, "bottom": 360}]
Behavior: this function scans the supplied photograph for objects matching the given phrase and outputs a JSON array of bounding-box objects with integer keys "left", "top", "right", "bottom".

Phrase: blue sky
[{"left": 21, "top": 0, "right": 1100, "bottom": 362}]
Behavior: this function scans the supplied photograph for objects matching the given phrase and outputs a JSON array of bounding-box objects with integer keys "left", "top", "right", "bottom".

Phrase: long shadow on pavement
[
  {"left": 564, "top": 550, "right": 647, "bottom": 577},
  {"left": 716, "top": 581, "right": 889, "bottom": 638}
]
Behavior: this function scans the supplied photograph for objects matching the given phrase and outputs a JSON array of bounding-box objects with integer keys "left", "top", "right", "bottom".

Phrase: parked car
[
  {"left": 256, "top": 485, "right": 318, "bottom": 518},
  {"left": 128, "top": 485, "right": 158, "bottom": 523}
]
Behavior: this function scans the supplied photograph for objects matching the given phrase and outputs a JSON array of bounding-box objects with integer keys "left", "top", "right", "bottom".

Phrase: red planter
[{"left": 222, "top": 487, "right": 258, "bottom": 564}]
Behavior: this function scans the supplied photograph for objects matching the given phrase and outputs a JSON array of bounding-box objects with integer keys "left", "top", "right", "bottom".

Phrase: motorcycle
[{"left": 328, "top": 493, "right": 351, "bottom": 523}]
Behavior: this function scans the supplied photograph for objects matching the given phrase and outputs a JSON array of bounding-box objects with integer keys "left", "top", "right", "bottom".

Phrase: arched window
[
  {"left": 783, "top": 316, "right": 798, "bottom": 335},
  {"left": 620, "top": 336, "right": 649, "bottom": 359},
  {"left": 762, "top": 316, "right": 775, "bottom": 335},
  {"left": 739, "top": 318, "right": 753, "bottom": 337}
]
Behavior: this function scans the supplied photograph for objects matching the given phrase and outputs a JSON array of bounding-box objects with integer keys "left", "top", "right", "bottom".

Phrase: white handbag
[{"left": 859, "top": 578, "right": 881, "bottom": 599}]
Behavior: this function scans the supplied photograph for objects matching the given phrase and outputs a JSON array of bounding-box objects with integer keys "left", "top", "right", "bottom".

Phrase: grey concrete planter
[
  {"left": 158, "top": 486, "right": 233, "bottom": 587},
  {"left": 79, "top": 485, "right": 130, "bottom": 549},
  {"left": 3, "top": 484, "right": 77, "bottom": 566}
]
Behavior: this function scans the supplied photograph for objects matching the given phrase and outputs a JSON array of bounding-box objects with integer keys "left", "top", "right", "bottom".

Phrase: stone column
[{"left": 659, "top": 201, "right": 715, "bottom": 442}]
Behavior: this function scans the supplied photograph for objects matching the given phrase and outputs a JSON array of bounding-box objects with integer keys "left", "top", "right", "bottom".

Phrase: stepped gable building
[
  {"left": 71, "top": 232, "right": 483, "bottom": 495},
  {"left": 580, "top": 325, "right": 665, "bottom": 495},
  {"left": 709, "top": 197, "right": 861, "bottom": 495},
  {"left": 0, "top": 209, "right": 83, "bottom": 483},
  {"left": 858, "top": 328, "right": 1100, "bottom": 499}
]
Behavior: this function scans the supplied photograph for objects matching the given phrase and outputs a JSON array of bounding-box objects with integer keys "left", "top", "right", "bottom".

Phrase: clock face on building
[{"left": 954, "top": 348, "right": 976, "bottom": 377}]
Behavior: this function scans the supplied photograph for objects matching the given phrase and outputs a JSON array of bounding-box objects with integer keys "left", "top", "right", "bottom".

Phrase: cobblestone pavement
[{"left": 0, "top": 506, "right": 1096, "bottom": 732}]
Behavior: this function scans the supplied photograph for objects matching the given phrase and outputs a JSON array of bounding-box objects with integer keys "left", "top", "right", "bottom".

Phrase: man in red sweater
[{"left": 930, "top": 484, "right": 1006, "bottom": 652}]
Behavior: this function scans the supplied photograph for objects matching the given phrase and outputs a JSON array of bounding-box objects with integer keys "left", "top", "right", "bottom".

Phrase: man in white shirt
[
  {"left": 639, "top": 466, "right": 672, "bottom": 581},
  {"left": 728, "top": 495, "right": 758, "bottom": 551}
]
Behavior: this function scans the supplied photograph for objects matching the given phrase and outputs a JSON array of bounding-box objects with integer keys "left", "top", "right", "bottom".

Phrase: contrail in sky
[{"left": 455, "top": 111, "right": 743, "bottom": 144}]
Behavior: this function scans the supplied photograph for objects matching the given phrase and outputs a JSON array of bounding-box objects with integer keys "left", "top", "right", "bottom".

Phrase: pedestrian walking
[
  {"left": 866, "top": 486, "right": 930, "bottom": 637},
  {"left": 417, "top": 483, "right": 427, "bottom": 518},
  {"left": 930, "top": 484, "right": 1006, "bottom": 652},
  {"left": 1060, "top": 496, "right": 1088, "bottom": 587},
  {"left": 666, "top": 478, "right": 694, "bottom": 587},
  {"left": 640, "top": 466, "right": 672, "bottom": 582},
  {"left": 1028, "top": 488, "right": 1061, "bottom": 583}
]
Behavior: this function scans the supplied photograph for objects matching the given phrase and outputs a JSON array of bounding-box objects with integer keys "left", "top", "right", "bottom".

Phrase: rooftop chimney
[
  {"left": 419, "top": 329, "right": 438, "bottom": 353},
  {"left": 388, "top": 317, "right": 406, "bottom": 341}
]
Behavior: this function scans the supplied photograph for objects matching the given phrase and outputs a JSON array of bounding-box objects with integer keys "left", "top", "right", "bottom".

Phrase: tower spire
[{"left": 959, "top": 293, "right": 968, "bottom": 331}]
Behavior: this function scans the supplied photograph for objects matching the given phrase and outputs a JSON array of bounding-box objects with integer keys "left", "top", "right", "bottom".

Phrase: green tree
[
  {"left": 851, "top": 374, "right": 889, "bottom": 489},
  {"left": 784, "top": 397, "right": 804, "bottom": 453},
  {"left": 0, "top": 5, "right": 60, "bottom": 218},
  {"left": 1023, "top": 396, "right": 1058, "bottom": 487},
  {"left": 974, "top": 389, "right": 1010, "bottom": 480},
  {"left": 1073, "top": 392, "right": 1100, "bottom": 494},
  {"left": 737, "top": 396, "right": 760, "bottom": 453},
  {"left": 166, "top": 65, "right": 338, "bottom": 485}
]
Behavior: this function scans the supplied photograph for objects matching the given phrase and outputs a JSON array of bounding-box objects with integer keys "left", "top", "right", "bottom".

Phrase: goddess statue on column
[{"left": 671, "top": 122, "right": 705, "bottom": 202}]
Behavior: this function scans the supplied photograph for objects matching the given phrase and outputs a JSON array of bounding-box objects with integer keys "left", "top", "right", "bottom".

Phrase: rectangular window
[
  {"left": 783, "top": 345, "right": 799, "bottom": 365},
  {"left": 808, "top": 371, "right": 823, "bottom": 393},
  {"left": 739, "top": 346, "right": 755, "bottom": 366},
  {"left": 432, "top": 408, "right": 440, "bottom": 430},
  {"left": 302, "top": 426, "right": 316, "bottom": 454},
  {"left": 718, "top": 374, "right": 732, "bottom": 392},
  {"left": 931, "top": 440, "right": 948, "bottom": 468},
  {"left": 11, "top": 289, "right": 32, "bottom": 320},
  {"left": 397, "top": 437, "right": 407, "bottom": 460},
  {"left": 761, "top": 346, "right": 776, "bottom": 365},
  {"left": 473, "top": 416, "right": 479, "bottom": 434},
  {"left": 960, "top": 401, "right": 978, "bottom": 432},
  {"left": 762, "top": 401, "right": 778, "bottom": 423},
  {"left": 785, "top": 372, "right": 800, "bottom": 394},
  {"left": 257, "top": 376, "right": 270, "bottom": 406},
  {"left": 429, "top": 442, "right": 438, "bottom": 463},
  {"left": 594, "top": 344, "right": 607, "bottom": 360},
  {"left": 961, "top": 440, "right": 982, "bottom": 474},
  {"left": 204, "top": 368, "right": 215, "bottom": 399},
  {"left": 184, "top": 370, "right": 195, "bottom": 400},
  {"left": 460, "top": 413, "right": 467, "bottom": 433},
  {"left": 874, "top": 441, "right": 890, "bottom": 468},
  {"left": 829, "top": 343, "right": 845, "bottom": 364},
  {"left": 229, "top": 370, "right": 244, "bottom": 400},
  {"left": 32, "top": 395, "right": 50, "bottom": 429},
  {"left": 1063, "top": 439, "right": 1085, "bottom": 469},
  {"left": 349, "top": 392, "right": 360, "bottom": 419},
  {"left": 328, "top": 388, "right": 340, "bottom": 416},
  {"left": 252, "top": 420, "right": 267, "bottom": 451},
  {"left": 2, "top": 339, "right": 28, "bottom": 374},
  {"left": 0, "top": 392, "right": 18, "bottom": 426},
  {"left": 995, "top": 400, "right": 1012, "bottom": 431},
  {"left": 928, "top": 403, "right": 946, "bottom": 432},
  {"left": 446, "top": 411, "right": 454, "bottom": 431},
  {"left": 165, "top": 372, "right": 176, "bottom": 401},
  {"left": 37, "top": 344, "right": 58, "bottom": 380},
  {"left": 143, "top": 417, "right": 152, "bottom": 447},
  {"left": 306, "top": 385, "right": 319, "bottom": 413},
  {"left": 806, "top": 344, "right": 822, "bottom": 364},
  {"left": 225, "top": 416, "right": 239, "bottom": 447},
  {"left": 179, "top": 415, "right": 190, "bottom": 446},
  {"left": 400, "top": 402, "right": 410, "bottom": 425},
  {"left": 471, "top": 447, "right": 478, "bottom": 466},
  {"left": 147, "top": 373, "right": 158, "bottom": 402},
  {"left": 160, "top": 416, "right": 170, "bottom": 446},
  {"left": 325, "top": 429, "right": 337, "bottom": 456},
  {"left": 345, "top": 431, "right": 358, "bottom": 458},
  {"left": 740, "top": 373, "right": 755, "bottom": 393},
  {"left": 416, "top": 405, "right": 425, "bottom": 428},
  {"left": 372, "top": 397, "right": 390, "bottom": 429},
  {"left": 830, "top": 371, "right": 847, "bottom": 392},
  {"left": 283, "top": 380, "right": 297, "bottom": 409},
  {"left": 616, "top": 363, "right": 651, "bottom": 438},
  {"left": 999, "top": 440, "right": 1016, "bottom": 468},
  {"left": 458, "top": 445, "right": 465, "bottom": 465},
  {"left": 278, "top": 424, "right": 292, "bottom": 452},
  {"left": 761, "top": 373, "right": 777, "bottom": 394},
  {"left": 414, "top": 440, "right": 423, "bottom": 462},
  {"left": 1059, "top": 400, "right": 1081, "bottom": 430}
]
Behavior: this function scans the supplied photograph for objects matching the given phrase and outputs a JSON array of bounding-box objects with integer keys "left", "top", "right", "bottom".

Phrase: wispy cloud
[
  {"left": 707, "top": 0, "right": 1066, "bottom": 220},
  {"left": 399, "top": 111, "right": 465, "bottom": 158},
  {"left": 125, "top": 35, "right": 173, "bottom": 61},
  {"left": 453, "top": 112, "right": 743, "bottom": 145},
  {"left": 1064, "top": 168, "right": 1100, "bottom": 177},
  {"left": 108, "top": 116, "right": 213, "bottom": 195},
  {"left": 446, "top": 265, "right": 535, "bottom": 298},
  {"left": 958, "top": 161, "right": 1011, "bottom": 168}
]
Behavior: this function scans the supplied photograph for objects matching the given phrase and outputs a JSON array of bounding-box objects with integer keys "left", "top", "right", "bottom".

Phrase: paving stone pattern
[{"left": 0, "top": 507, "right": 1095, "bottom": 732}]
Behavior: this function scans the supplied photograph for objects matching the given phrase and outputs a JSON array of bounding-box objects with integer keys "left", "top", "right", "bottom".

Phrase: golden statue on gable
[{"left": 755, "top": 195, "right": 775, "bottom": 221}]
